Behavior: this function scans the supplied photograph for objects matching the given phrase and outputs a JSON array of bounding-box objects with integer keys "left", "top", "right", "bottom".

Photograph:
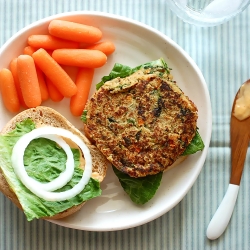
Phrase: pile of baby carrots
[{"left": 0, "top": 19, "right": 115, "bottom": 116}]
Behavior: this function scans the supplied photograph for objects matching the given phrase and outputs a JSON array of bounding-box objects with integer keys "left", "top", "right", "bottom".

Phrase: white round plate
[{"left": 0, "top": 11, "right": 212, "bottom": 231}]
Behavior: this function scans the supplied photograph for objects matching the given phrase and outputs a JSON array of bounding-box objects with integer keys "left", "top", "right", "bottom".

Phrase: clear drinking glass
[{"left": 166, "top": 0, "right": 250, "bottom": 27}]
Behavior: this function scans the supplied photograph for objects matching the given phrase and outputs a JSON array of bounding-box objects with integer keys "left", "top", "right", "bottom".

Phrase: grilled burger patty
[{"left": 85, "top": 67, "right": 198, "bottom": 177}]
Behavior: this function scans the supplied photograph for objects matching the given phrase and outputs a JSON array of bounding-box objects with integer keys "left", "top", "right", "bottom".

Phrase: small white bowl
[{"left": 0, "top": 11, "right": 212, "bottom": 231}]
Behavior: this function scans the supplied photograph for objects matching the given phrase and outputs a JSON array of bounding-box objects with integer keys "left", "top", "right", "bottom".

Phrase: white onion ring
[
  {"left": 12, "top": 134, "right": 75, "bottom": 191},
  {"left": 11, "top": 127, "right": 92, "bottom": 201}
]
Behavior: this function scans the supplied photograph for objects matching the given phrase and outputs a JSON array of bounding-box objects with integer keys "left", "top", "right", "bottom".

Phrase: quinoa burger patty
[{"left": 84, "top": 67, "right": 198, "bottom": 178}]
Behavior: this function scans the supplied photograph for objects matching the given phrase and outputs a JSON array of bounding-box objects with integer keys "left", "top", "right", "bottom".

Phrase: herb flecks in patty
[{"left": 85, "top": 68, "right": 198, "bottom": 177}]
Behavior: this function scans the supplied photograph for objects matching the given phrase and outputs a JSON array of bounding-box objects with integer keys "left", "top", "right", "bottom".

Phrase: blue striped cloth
[{"left": 1, "top": 0, "right": 250, "bottom": 249}]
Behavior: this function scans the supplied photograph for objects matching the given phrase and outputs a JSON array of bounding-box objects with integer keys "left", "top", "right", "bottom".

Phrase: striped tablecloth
[{"left": 1, "top": 0, "right": 250, "bottom": 249}]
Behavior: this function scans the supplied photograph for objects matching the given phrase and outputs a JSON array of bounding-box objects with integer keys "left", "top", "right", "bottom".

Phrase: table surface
[{"left": 1, "top": 0, "right": 250, "bottom": 249}]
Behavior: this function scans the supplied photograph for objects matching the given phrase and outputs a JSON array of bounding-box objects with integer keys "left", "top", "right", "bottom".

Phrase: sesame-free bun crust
[{"left": 0, "top": 106, "right": 109, "bottom": 220}]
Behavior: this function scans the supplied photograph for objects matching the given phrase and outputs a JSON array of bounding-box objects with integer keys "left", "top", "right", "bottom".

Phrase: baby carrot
[
  {"left": 46, "top": 77, "right": 64, "bottom": 102},
  {"left": 17, "top": 55, "right": 42, "bottom": 108},
  {"left": 24, "top": 46, "right": 52, "bottom": 57},
  {"left": 32, "top": 48, "right": 77, "bottom": 97},
  {"left": 36, "top": 66, "right": 49, "bottom": 101},
  {"left": 9, "top": 58, "right": 27, "bottom": 108},
  {"left": 28, "top": 35, "right": 79, "bottom": 50},
  {"left": 52, "top": 49, "right": 107, "bottom": 68},
  {"left": 48, "top": 20, "right": 102, "bottom": 43},
  {"left": 23, "top": 46, "right": 37, "bottom": 56},
  {"left": 70, "top": 68, "right": 94, "bottom": 116},
  {"left": 85, "top": 41, "right": 115, "bottom": 56},
  {"left": 0, "top": 68, "right": 20, "bottom": 113},
  {"left": 60, "top": 65, "right": 79, "bottom": 82},
  {"left": 46, "top": 50, "right": 53, "bottom": 57}
]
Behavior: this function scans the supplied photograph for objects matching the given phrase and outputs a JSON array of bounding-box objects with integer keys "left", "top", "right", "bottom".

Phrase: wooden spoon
[{"left": 206, "top": 79, "right": 250, "bottom": 240}]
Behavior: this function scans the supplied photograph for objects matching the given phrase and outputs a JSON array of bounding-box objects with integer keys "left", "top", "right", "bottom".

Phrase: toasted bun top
[{"left": 0, "top": 106, "right": 109, "bottom": 220}]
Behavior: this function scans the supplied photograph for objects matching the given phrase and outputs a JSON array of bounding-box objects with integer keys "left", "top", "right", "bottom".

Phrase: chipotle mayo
[{"left": 233, "top": 82, "right": 250, "bottom": 121}]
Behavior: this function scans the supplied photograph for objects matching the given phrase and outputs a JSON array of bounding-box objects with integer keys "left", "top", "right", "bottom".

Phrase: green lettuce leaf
[
  {"left": 81, "top": 110, "right": 88, "bottom": 123},
  {"left": 113, "top": 166, "right": 163, "bottom": 205},
  {"left": 96, "top": 58, "right": 170, "bottom": 90},
  {"left": 0, "top": 119, "right": 101, "bottom": 221},
  {"left": 182, "top": 130, "right": 205, "bottom": 155}
]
